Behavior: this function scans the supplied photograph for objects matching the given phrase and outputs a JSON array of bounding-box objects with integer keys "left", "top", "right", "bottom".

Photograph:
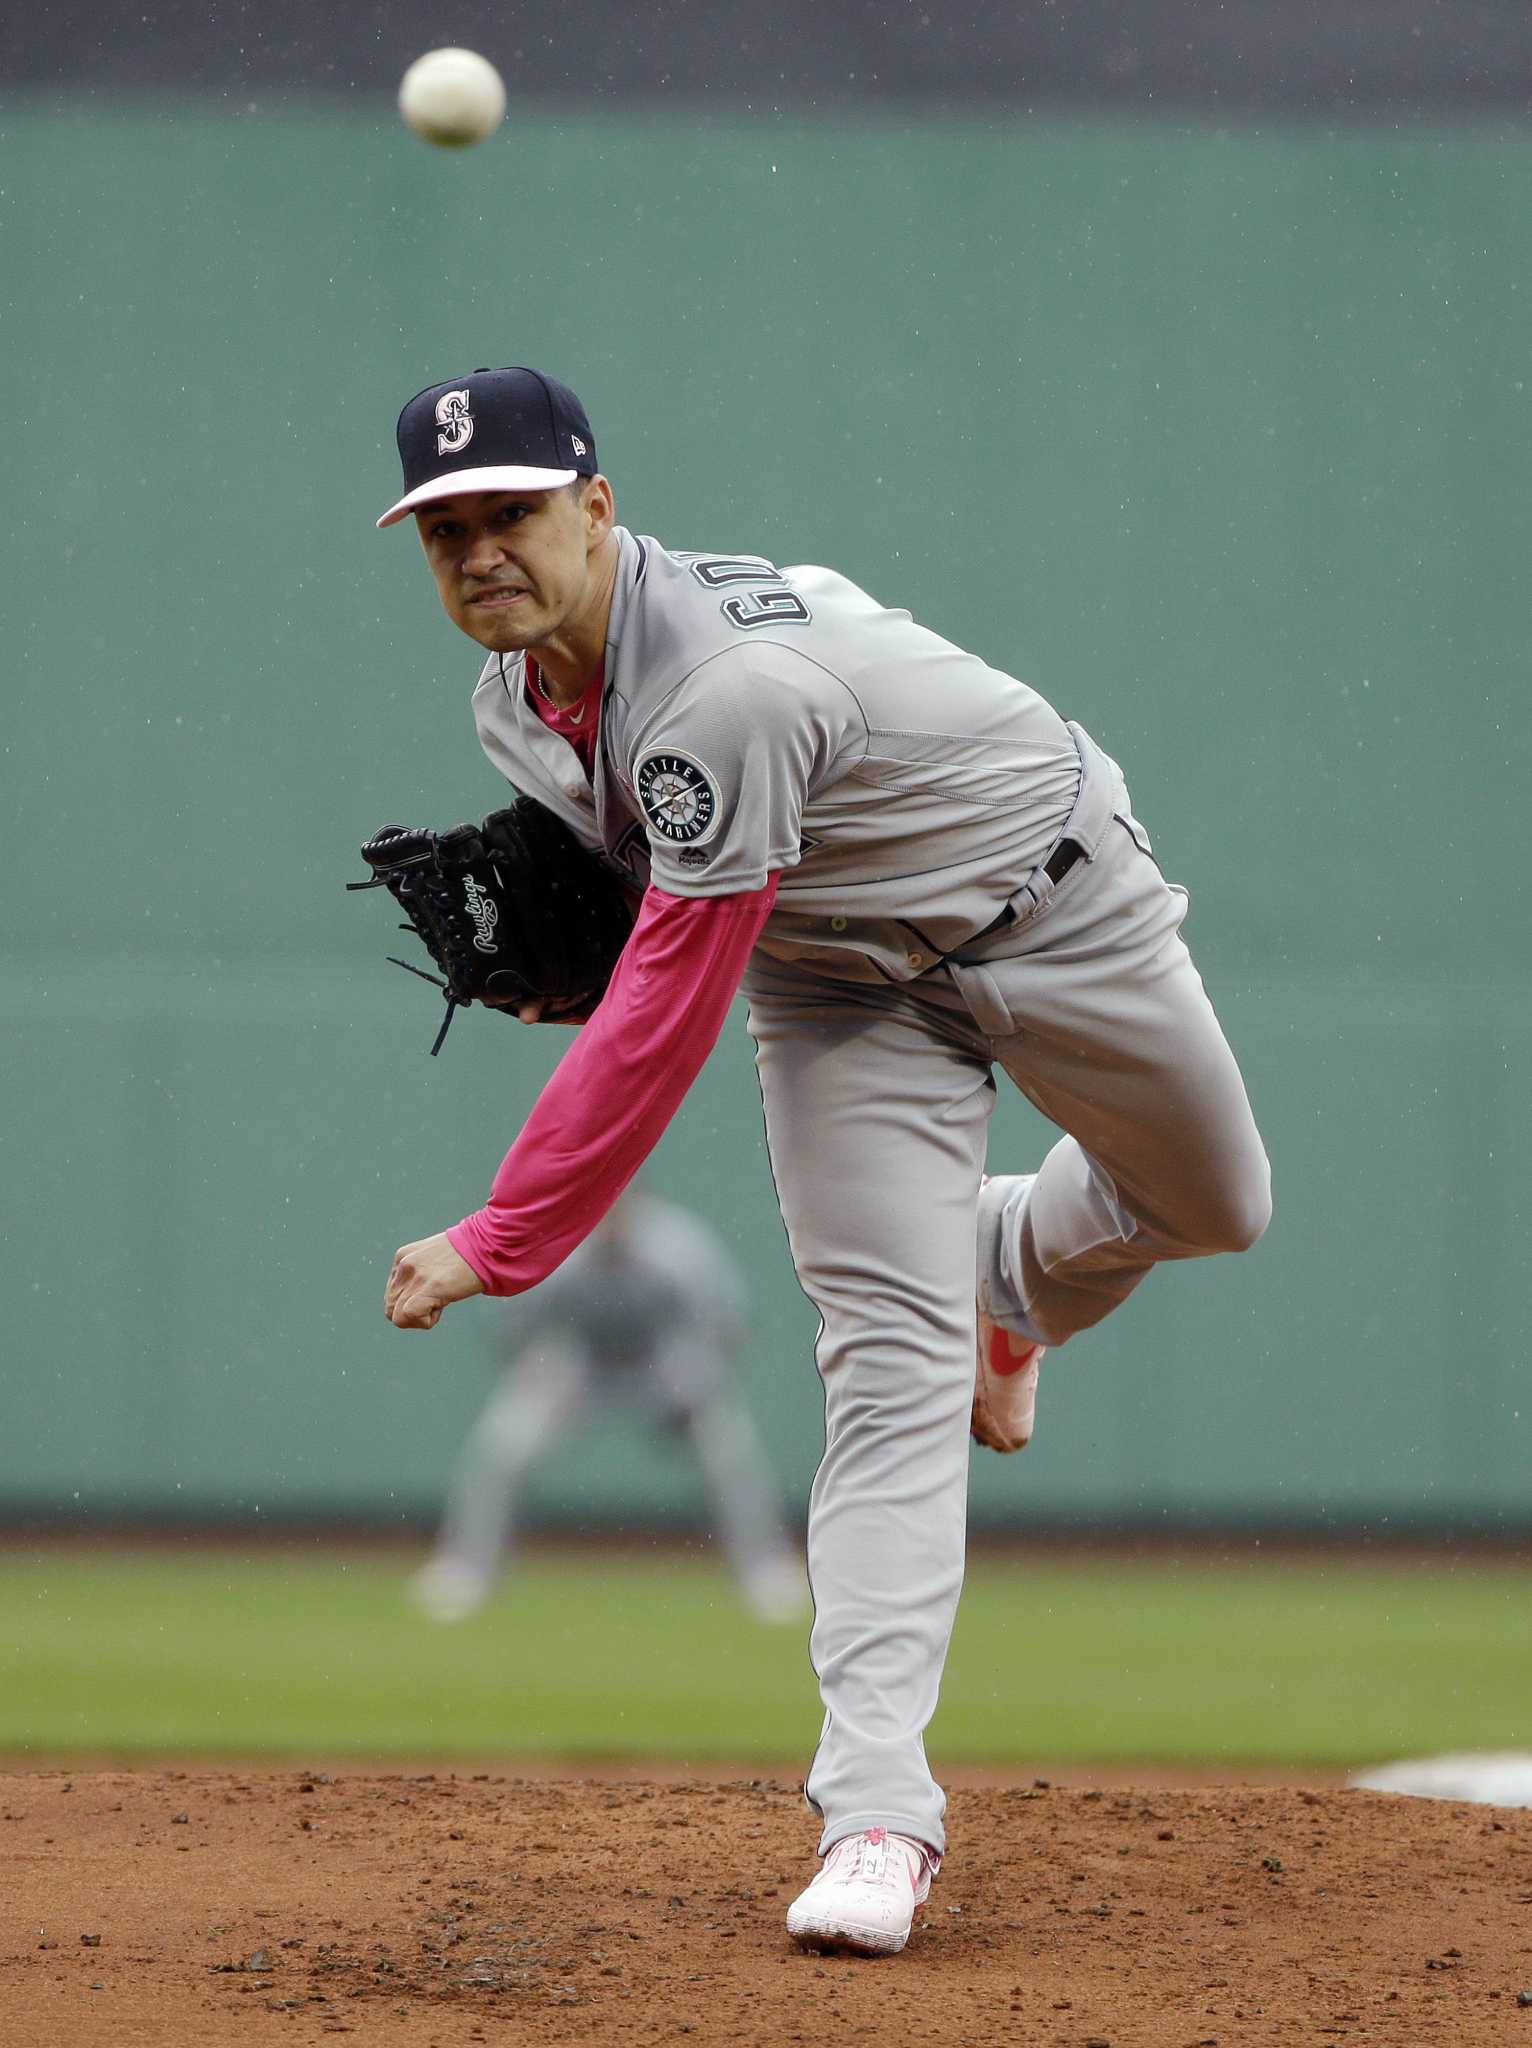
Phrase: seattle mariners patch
[
  {"left": 635, "top": 749, "right": 721, "bottom": 845},
  {"left": 434, "top": 388, "right": 473, "bottom": 455}
]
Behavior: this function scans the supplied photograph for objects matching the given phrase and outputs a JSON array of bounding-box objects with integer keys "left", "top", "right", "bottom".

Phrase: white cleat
[
  {"left": 785, "top": 1827, "right": 939, "bottom": 1956},
  {"left": 972, "top": 1315, "right": 1045, "bottom": 1453},
  {"left": 973, "top": 1172, "right": 1046, "bottom": 1453}
]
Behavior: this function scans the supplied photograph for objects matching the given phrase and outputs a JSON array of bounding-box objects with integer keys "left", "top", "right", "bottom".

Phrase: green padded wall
[{"left": 3, "top": 104, "right": 1527, "bottom": 1527}]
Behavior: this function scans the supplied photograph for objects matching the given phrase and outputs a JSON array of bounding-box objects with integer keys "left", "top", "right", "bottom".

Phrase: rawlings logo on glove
[
  {"left": 462, "top": 877, "right": 500, "bottom": 954},
  {"left": 348, "top": 797, "right": 636, "bottom": 1054}
]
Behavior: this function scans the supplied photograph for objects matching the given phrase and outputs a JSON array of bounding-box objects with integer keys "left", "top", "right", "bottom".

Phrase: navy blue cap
[{"left": 377, "top": 366, "right": 597, "bottom": 528}]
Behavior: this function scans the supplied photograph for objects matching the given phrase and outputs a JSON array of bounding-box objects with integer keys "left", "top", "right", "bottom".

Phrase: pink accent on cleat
[
  {"left": 972, "top": 1313, "right": 1045, "bottom": 1452},
  {"left": 987, "top": 1325, "right": 1039, "bottom": 1377}
]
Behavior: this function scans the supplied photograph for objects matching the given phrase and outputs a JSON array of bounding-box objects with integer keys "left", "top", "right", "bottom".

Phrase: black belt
[
  {"left": 969, "top": 835, "right": 1086, "bottom": 946},
  {"left": 1043, "top": 834, "right": 1086, "bottom": 885}
]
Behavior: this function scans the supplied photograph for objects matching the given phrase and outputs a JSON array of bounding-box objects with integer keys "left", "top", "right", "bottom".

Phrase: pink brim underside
[{"left": 376, "top": 464, "right": 579, "bottom": 528}]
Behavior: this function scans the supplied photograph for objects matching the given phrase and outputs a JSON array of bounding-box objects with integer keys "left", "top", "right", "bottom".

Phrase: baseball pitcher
[{"left": 366, "top": 366, "right": 1271, "bottom": 1956}]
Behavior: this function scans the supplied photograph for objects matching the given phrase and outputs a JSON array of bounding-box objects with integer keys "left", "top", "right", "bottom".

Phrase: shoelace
[{"left": 824, "top": 1827, "right": 921, "bottom": 1890}]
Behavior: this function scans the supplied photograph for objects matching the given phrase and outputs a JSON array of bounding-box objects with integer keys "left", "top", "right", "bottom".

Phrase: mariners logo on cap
[
  {"left": 435, "top": 389, "right": 474, "bottom": 455},
  {"left": 635, "top": 750, "right": 720, "bottom": 845}
]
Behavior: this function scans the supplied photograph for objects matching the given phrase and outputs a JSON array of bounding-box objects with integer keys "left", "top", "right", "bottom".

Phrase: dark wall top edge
[
  {"left": 7, "top": 0, "right": 1532, "bottom": 113},
  {"left": 6, "top": 87, "right": 1532, "bottom": 124},
  {"left": 4, "top": 1509, "right": 1532, "bottom": 1552}
]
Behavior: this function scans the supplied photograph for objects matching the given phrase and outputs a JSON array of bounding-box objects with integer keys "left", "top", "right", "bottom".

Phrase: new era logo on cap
[{"left": 377, "top": 366, "right": 598, "bottom": 529}]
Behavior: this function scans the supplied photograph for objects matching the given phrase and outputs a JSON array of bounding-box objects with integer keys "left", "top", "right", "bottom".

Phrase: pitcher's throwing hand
[{"left": 386, "top": 1234, "right": 485, "bottom": 1329}]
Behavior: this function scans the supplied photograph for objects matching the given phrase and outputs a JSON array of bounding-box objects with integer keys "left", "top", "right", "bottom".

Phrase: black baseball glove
[{"left": 348, "top": 797, "right": 636, "bottom": 1053}]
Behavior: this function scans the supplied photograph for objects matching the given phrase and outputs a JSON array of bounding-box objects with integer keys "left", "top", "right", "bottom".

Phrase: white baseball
[{"left": 398, "top": 48, "right": 507, "bottom": 148}]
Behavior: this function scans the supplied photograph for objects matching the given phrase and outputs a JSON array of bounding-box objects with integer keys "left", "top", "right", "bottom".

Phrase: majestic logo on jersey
[
  {"left": 435, "top": 390, "right": 474, "bottom": 456},
  {"left": 462, "top": 876, "right": 500, "bottom": 953},
  {"left": 635, "top": 750, "right": 721, "bottom": 845}
]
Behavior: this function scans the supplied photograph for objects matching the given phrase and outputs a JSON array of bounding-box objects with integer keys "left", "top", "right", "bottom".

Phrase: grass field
[{"left": 2, "top": 1544, "right": 1528, "bottom": 1768}]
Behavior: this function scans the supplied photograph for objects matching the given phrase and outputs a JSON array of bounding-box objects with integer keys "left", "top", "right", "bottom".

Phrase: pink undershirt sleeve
[{"left": 445, "top": 873, "right": 780, "bottom": 1295}]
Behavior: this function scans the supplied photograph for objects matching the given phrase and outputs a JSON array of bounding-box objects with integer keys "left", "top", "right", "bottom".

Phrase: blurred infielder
[
  {"left": 374, "top": 367, "right": 1271, "bottom": 1955},
  {"left": 411, "top": 1189, "right": 804, "bottom": 1625}
]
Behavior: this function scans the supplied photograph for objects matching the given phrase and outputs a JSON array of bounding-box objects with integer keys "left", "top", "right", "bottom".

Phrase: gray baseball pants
[{"left": 743, "top": 727, "right": 1271, "bottom": 1857}]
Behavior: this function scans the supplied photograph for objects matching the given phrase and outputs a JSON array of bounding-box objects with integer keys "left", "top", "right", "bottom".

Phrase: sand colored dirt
[{"left": 5, "top": 1768, "right": 1532, "bottom": 2046}]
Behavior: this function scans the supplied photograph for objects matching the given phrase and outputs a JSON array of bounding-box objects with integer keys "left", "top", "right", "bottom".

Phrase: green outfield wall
[{"left": 3, "top": 104, "right": 1527, "bottom": 1530}]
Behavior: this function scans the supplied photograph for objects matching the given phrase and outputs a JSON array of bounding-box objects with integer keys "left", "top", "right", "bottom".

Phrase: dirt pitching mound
[{"left": 6, "top": 1769, "right": 1532, "bottom": 2045}]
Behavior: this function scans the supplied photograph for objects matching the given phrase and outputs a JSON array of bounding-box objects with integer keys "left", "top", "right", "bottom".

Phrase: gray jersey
[{"left": 471, "top": 529, "right": 1082, "bottom": 983}]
